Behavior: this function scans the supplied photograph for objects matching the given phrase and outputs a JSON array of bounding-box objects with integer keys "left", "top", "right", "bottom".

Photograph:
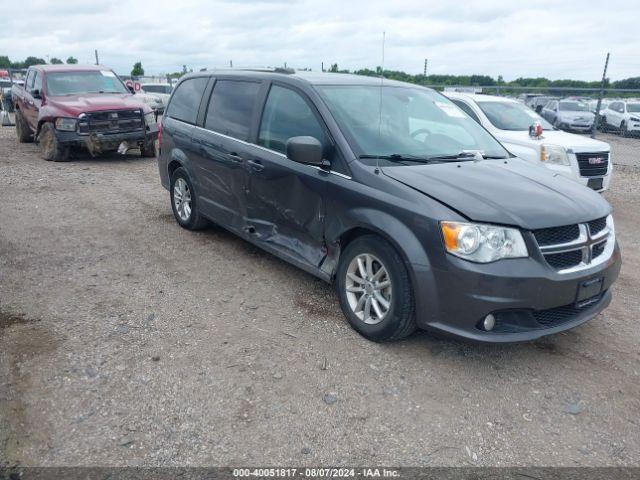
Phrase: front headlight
[
  {"left": 441, "top": 221, "right": 528, "bottom": 263},
  {"left": 541, "top": 144, "right": 570, "bottom": 166},
  {"left": 144, "top": 112, "right": 156, "bottom": 126},
  {"left": 55, "top": 117, "right": 77, "bottom": 132}
]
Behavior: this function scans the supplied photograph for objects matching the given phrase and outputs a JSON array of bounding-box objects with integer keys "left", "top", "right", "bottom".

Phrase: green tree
[
  {"left": 50, "top": 57, "right": 63, "bottom": 64},
  {"left": 23, "top": 56, "right": 46, "bottom": 67},
  {"left": 66, "top": 56, "right": 78, "bottom": 64},
  {"left": 0, "top": 55, "right": 11, "bottom": 68},
  {"left": 131, "top": 62, "right": 144, "bottom": 76}
]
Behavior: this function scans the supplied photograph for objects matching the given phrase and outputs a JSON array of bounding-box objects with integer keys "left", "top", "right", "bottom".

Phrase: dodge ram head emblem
[{"left": 588, "top": 157, "right": 605, "bottom": 165}]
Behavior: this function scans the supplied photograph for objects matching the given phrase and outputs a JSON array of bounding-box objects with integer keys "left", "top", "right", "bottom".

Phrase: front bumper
[
  {"left": 54, "top": 125, "right": 159, "bottom": 153},
  {"left": 414, "top": 242, "right": 621, "bottom": 343}
]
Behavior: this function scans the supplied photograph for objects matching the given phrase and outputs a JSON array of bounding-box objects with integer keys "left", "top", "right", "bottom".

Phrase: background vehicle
[
  {"left": 157, "top": 70, "right": 620, "bottom": 343},
  {"left": 140, "top": 83, "right": 173, "bottom": 112},
  {"left": 446, "top": 93, "right": 612, "bottom": 192},
  {"left": 530, "top": 95, "right": 558, "bottom": 113},
  {"left": 601, "top": 100, "right": 640, "bottom": 136},
  {"left": 541, "top": 99, "right": 595, "bottom": 132},
  {"left": 12, "top": 64, "right": 158, "bottom": 161},
  {"left": 517, "top": 93, "right": 545, "bottom": 108}
]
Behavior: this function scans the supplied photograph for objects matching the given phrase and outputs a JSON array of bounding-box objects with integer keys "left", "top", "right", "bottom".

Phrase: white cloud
[{"left": 1, "top": 0, "right": 638, "bottom": 80}]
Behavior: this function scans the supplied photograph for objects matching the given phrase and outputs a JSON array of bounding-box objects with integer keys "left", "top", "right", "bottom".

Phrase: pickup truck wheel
[
  {"left": 140, "top": 141, "right": 156, "bottom": 158},
  {"left": 15, "top": 110, "right": 33, "bottom": 143},
  {"left": 39, "top": 122, "right": 70, "bottom": 162},
  {"left": 336, "top": 235, "right": 416, "bottom": 342},
  {"left": 170, "top": 167, "right": 209, "bottom": 230}
]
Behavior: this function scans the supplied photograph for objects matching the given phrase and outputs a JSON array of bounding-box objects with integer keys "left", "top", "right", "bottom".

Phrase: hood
[
  {"left": 382, "top": 158, "right": 610, "bottom": 230},
  {"left": 45, "top": 93, "right": 153, "bottom": 116},
  {"left": 497, "top": 129, "right": 609, "bottom": 152}
]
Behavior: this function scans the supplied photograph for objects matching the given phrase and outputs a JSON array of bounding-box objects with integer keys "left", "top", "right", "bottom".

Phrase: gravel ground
[{"left": 0, "top": 124, "right": 639, "bottom": 468}]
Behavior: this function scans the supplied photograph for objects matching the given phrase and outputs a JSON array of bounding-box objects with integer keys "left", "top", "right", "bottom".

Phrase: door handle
[
  {"left": 227, "top": 152, "right": 243, "bottom": 163},
  {"left": 247, "top": 159, "right": 264, "bottom": 172}
]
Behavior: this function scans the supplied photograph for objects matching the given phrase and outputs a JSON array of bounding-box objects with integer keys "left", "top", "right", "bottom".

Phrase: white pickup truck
[{"left": 446, "top": 93, "right": 612, "bottom": 192}]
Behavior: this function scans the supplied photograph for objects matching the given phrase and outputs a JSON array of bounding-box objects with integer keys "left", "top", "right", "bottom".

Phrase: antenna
[{"left": 376, "top": 31, "right": 385, "bottom": 174}]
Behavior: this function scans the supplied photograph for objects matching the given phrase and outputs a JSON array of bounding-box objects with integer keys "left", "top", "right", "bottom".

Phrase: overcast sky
[{"left": 1, "top": 0, "right": 639, "bottom": 80}]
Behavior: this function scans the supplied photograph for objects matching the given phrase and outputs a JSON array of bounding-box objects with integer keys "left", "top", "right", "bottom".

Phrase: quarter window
[
  {"left": 258, "top": 85, "right": 326, "bottom": 154},
  {"left": 205, "top": 80, "right": 261, "bottom": 141},
  {"left": 33, "top": 72, "right": 42, "bottom": 92},
  {"left": 165, "top": 77, "right": 208, "bottom": 125}
]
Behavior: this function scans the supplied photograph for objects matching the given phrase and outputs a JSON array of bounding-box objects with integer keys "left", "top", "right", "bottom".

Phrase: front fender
[{"left": 324, "top": 207, "right": 440, "bottom": 328}]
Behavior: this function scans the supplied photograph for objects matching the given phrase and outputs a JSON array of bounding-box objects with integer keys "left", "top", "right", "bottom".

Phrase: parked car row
[{"left": 446, "top": 93, "right": 612, "bottom": 192}]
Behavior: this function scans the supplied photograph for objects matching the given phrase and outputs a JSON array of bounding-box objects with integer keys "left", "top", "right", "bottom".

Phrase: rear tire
[
  {"left": 15, "top": 110, "right": 32, "bottom": 143},
  {"left": 336, "top": 235, "right": 416, "bottom": 342},
  {"left": 620, "top": 121, "right": 628, "bottom": 137},
  {"left": 39, "top": 122, "right": 69, "bottom": 162},
  {"left": 170, "top": 167, "right": 209, "bottom": 230},
  {"left": 140, "top": 141, "right": 156, "bottom": 158}
]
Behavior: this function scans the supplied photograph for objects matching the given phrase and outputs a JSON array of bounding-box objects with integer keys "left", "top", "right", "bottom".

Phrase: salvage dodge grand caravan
[{"left": 157, "top": 70, "right": 621, "bottom": 343}]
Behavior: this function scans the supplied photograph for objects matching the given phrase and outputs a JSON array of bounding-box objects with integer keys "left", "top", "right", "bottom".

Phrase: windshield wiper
[
  {"left": 358, "top": 154, "right": 434, "bottom": 164},
  {"left": 425, "top": 151, "right": 509, "bottom": 162}
]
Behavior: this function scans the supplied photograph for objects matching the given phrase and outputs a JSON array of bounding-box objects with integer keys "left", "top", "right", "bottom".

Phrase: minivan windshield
[
  {"left": 477, "top": 100, "right": 554, "bottom": 131},
  {"left": 46, "top": 71, "right": 128, "bottom": 96},
  {"left": 316, "top": 85, "right": 509, "bottom": 162}
]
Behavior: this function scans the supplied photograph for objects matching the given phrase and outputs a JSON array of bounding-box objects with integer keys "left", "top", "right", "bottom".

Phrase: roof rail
[{"left": 236, "top": 67, "right": 296, "bottom": 74}]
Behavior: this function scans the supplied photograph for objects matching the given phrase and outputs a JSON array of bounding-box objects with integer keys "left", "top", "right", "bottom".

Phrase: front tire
[
  {"left": 170, "top": 167, "right": 208, "bottom": 230},
  {"left": 336, "top": 235, "right": 416, "bottom": 342},
  {"left": 39, "top": 122, "right": 69, "bottom": 162},
  {"left": 15, "top": 110, "right": 32, "bottom": 143}
]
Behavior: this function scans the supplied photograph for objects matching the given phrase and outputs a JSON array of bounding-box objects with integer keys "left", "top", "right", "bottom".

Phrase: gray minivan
[{"left": 157, "top": 70, "right": 620, "bottom": 343}]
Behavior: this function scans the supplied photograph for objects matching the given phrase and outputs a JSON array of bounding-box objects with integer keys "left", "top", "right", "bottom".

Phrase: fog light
[{"left": 483, "top": 314, "right": 496, "bottom": 331}]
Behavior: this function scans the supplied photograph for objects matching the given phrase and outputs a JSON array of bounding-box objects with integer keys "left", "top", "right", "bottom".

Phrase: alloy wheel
[
  {"left": 345, "top": 253, "right": 392, "bottom": 325},
  {"left": 173, "top": 177, "right": 192, "bottom": 222}
]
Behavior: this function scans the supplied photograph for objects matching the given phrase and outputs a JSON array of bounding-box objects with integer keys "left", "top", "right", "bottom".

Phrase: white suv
[
  {"left": 446, "top": 93, "right": 612, "bottom": 192},
  {"left": 601, "top": 100, "right": 640, "bottom": 136}
]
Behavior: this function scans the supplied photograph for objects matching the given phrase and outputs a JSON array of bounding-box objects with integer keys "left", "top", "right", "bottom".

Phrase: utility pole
[
  {"left": 94, "top": 50, "right": 99, "bottom": 65},
  {"left": 591, "top": 52, "right": 610, "bottom": 139},
  {"left": 423, "top": 58, "right": 428, "bottom": 77},
  {"left": 230, "top": 60, "right": 233, "bottom": 68},
  {"left": 321, "top": 61, "right": 324, "bottom": 72}
]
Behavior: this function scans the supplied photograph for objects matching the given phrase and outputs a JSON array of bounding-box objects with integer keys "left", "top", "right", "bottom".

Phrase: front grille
[
  {"left": 78, "top": 109, "right": 143, "bottom": 134},
  {"left": 533, "top": 293, "right": 604, "bottom": 327},
  {"left": 533, "top": 224, "right": 580, "bottom": 246},
  {"left": 588, "top": 217, "right": 607, "bottom": 236},
  {"left": 533, "top": 217, "right": 612, "bottom": 273},
  {"left": 575, "top": 152, "right": 609, "bottom": 177},
  {"left": 545, "top": 250, "right": 583, "bottom": 269},
  {"left": 592, "top": 241, "right": 606, "bottom": 259}
]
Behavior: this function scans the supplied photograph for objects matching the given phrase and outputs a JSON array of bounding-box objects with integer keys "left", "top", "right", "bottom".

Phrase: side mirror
[
  {"left": 127, "top": 85, "right": 135, "bottom": 94},
  {"left": 286, "top": 136, "right": 324, "bottom": 166},
  {"left": 31, "top": 89, "right": 41, "bottom": 99}
]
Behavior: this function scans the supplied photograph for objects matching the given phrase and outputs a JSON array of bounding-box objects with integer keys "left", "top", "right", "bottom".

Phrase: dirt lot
[{"left": 1, "top": 125, "right": 639, "bottom": 468}]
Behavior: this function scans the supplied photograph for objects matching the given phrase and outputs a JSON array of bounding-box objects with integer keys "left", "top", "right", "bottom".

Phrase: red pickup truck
[{"left": 12, "top": 64, "right": 158, "bottom": 161}]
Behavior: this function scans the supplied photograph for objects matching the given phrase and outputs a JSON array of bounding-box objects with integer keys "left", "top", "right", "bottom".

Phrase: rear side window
[
  {"left": 258, "top": 85, "right": 326, "bottom": 153},
  {"left": 166, "top": 77, "right": 208, "bottom": 125},
  {"left": 205, "top": 80, "right": 260, "bottom": 141}
]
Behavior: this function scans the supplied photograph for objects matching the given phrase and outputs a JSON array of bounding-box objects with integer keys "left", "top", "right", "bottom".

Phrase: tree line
[
  {"left": 327, "top": 64, "right": 640, "bottom": 90},
  {"left": 0, "top": 55, "right": 78, "bottom": 69}
]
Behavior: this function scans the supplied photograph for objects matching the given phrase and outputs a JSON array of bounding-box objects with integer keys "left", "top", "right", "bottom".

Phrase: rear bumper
[
  {"left": 413, "top": 242, "right": 621, "bottom": 343},
  {"left": 55, "top": 126, "right": 158, "bottom": 152}
]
